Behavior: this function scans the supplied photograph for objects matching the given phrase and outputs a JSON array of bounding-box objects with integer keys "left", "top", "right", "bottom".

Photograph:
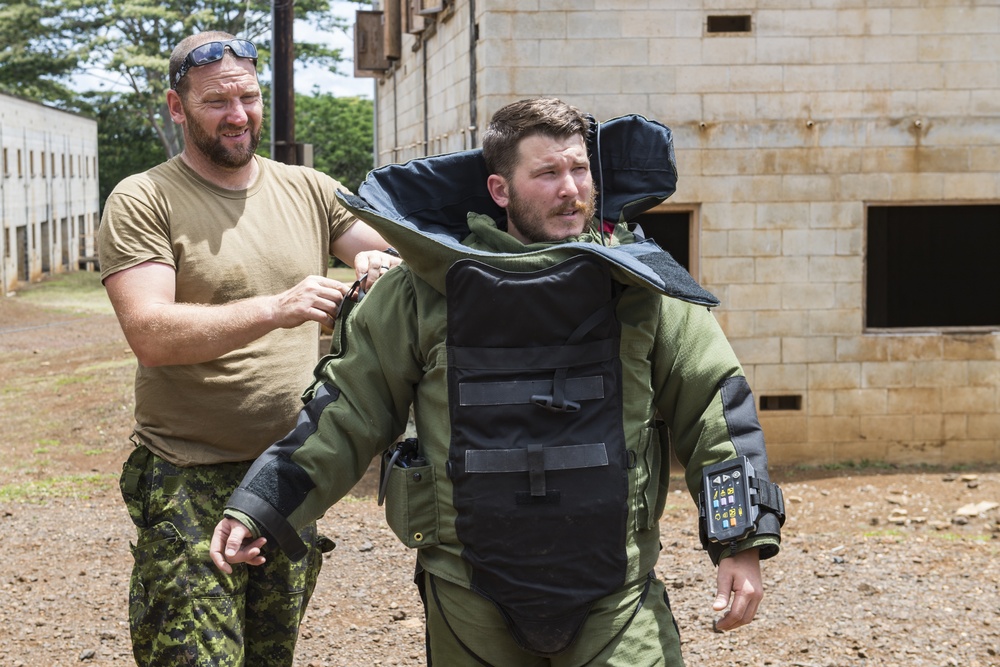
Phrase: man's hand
[
  {"left": 712, "top": 547, "right": 763, "bottom": 631},
  {"left": 353, "top": 249, "right": 402, "bottom": 293},
  {"left": 272, "top": 275, "right": 350, "bottom": 328},
  {"left": 210, "top": 518, "right": 267, "bottom": 574}
]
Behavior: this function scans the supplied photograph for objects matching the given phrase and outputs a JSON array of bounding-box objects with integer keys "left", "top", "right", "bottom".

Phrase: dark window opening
[
  {"left": 636, "top": 212, "right": 691, "bottom": 272},
  {"left": 760, "top": 395, "right": 802, "bottom": 411},
  {"left": 867, "top": 205, "right": 1000, "bottom": 329},
  {"left": 707, "top": 15, "right": 752, "bottom": 33}
]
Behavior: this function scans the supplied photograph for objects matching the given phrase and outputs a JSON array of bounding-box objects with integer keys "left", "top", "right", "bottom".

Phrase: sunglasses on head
[{"left": 172, "top": 39, "right": 259, "bottom": 90}]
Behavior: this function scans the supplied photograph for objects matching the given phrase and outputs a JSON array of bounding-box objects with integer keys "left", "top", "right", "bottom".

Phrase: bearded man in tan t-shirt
[{"left": 98, "top": 30, "right": 399, "bottom": 667}]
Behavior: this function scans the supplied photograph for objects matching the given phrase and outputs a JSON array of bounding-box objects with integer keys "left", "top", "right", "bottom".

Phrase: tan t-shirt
[{"left": 99, "top": 155, "right": 357, "bottom": 466}]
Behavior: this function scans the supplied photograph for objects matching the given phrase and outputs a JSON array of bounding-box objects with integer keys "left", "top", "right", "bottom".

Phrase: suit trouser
[
  {"left": 119, "top": 444, "right": 331, "bottom": 667},
  {"left": 421, "top": 569, "right": 684, "bottom": 667}
]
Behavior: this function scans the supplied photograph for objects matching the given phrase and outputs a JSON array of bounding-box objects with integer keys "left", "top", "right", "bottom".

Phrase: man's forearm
[{"left": 119, "top": 296, "right": 283, "bottom": 367}]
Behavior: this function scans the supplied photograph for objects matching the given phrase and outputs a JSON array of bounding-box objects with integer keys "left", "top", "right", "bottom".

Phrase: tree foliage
[
  {"left": 2, "top": 0, "right": 377, "bottom": 211},
  {"left": 91, "top": 0, "right": 353, "bottom": 157},
  {"left": 78, "top": 90, "right": 167, "bottom": 208},
  {"left": 0, "top": 0, "right": 83, "bottom": 105},
  {"left": 81, "top": 83, "right": 375, "bottom": 212},
  {"left": 3, "top": 0, "right": 356, "bottom": 157},
  {"left": 296, "top": 91, "right": 373, "bottom": 192}
]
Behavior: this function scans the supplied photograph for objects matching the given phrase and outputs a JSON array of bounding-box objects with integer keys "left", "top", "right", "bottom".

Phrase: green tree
[
  {"left": 90, "top": 0, "right": 354, "bottom": 158},
  {"left": 0, "top": 0, "right": 83, "bottom": 105},
  {"left": 296, "top": 91, "right": 373, "bottom": 192},
  {"left": 1, "top": 0, "right": 376, "bottom": 211},
  {"left": 3, "top": 0, "right": 358, "bottom": 157},
  {"left": 86, "top": 82, "right": 377, "bottom": 213},
  {"left": 79, "top": 90, "right": 166, "bottom": 208}
]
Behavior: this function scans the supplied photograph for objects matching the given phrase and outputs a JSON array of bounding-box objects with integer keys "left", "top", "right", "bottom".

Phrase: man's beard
[
  {"left": 186, "top": 116, "right": 261, "bottom": 170},
  {"left": 506, "top": 184, "right": 597, "bottom": 244}
]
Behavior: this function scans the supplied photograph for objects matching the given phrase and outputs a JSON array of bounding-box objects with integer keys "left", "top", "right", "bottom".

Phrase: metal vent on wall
[{"left": 707, "top": 15, "right": 752, "bottom": 33}]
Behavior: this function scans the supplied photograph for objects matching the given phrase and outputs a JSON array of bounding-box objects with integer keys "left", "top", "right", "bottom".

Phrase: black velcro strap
[
  {"left": 464, "top": 442, "right": 609, "bottom": 474},
  {"left": 459, "top": 376, "right": 604, "bottom": 406},
  {"left": 450, "top": 338, "right": 616, "bottom": 370},
  {"left": 227, "top": 488, "right": 308, "bottom": 561},
  {"left": 752, "top": 479, "right": 786, "bottom": 526},
  {"left": 527, "top": 444, "right": 546, "bottom": 497}
]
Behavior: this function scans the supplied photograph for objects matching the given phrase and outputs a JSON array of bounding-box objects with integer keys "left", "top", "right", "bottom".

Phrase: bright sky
[
  {"left": 294, "top": 2, "right": 374, "bottom": 98},
  {"left": 74, "top": 1, "right": 373, "bottom": 98}
]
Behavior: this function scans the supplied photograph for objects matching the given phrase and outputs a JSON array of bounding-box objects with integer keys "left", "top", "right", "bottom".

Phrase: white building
[
  {"left": 0, "top": 92, "right": 100, "bottom": 293},
  {"left": 353, "top": 1, "right": 1000, "bottom": 466}
]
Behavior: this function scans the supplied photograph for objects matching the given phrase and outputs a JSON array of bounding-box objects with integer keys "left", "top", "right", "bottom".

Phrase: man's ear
[
  {"left": 486, "top": 174, "right": 510, "bottom": 209},
  {"left": 166, "top": 89, "right": 186, "bottom": 125}
]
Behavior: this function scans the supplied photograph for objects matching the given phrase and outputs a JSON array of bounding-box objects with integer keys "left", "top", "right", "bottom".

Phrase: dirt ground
[{"left": 1, "top": 273, "right": 999, "bottom": 667}]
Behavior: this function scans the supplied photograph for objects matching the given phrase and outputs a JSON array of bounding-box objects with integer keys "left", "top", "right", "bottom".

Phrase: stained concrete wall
[
  {"left": 364, "top": 0, "right": 1000, "bottom": 466},
  {"left": 0, "top": 93, "right": 100, "bottom": 294}
]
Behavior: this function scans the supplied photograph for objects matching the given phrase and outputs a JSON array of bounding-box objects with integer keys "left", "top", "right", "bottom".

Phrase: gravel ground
[
  {"left": 2, "top": 470, "right": 999, "bottom": 667},
  {"left": 1, "top": 275, "right": 999, "bottom": 667}
]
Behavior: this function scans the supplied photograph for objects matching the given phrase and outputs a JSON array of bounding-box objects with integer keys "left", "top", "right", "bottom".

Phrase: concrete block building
[
  {"left": 354, "top": 0, "right": 1000, "bottom": 466},
  {"left": 0, "top": 93, "right": 100, "bottom": 294}
]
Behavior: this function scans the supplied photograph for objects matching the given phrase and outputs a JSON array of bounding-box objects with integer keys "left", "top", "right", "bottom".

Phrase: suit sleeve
[
  {"left": 651, "top": 298, "right": 781, "bottom": 564},
  {"left": 224, "top": 268, "right": 424, "bottom": 559}
]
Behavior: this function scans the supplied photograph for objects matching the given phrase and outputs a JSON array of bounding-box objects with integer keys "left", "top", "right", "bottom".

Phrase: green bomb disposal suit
[{"left": 224, "top": 116, "right": 782, "bottom": 666}]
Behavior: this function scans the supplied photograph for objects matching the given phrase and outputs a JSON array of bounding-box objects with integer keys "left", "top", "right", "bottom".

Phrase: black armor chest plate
[{"left": 446, "top": 255, "right": 629, "bottom": 656}]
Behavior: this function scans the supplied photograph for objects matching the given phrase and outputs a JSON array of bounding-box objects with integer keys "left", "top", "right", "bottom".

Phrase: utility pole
[{"left": 271, "top": 0, "right": 296, "bottom": 165}]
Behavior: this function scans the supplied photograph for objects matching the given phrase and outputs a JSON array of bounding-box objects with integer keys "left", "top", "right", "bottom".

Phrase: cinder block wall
[{"left": 369, "top": 1, "right": 1000, "bottom": 466}]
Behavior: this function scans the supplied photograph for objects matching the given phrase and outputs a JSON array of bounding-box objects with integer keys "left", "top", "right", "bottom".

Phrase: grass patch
[
  {"left": 0, "top": 473, "right": 117, "bottom": 503},
  {"left": 55, "top": 374, "right": 93, "bottom": 387},
  {"left": 13, "top": 272, "right": 113, "bottom": 315},
  {"left": 863, "top": 529, "right": 905, "bottom": 539},
  {"left": 816, "top": 459, "right": 897, "bottom": 472},
  {"left": 327, "top": 266, "right": 356, "bottom": 283},
  {"left": 930, "top": 532, "right": 993, "bottom": 543},
  {"left": 863, "top": 528, "right": 995, "bottom": 543},
  {"left": 79, "top": 359, "right": 136, "bottom": 373},
  {"left": 781, "top": 460, "right": 1000, "bottom": 480}
]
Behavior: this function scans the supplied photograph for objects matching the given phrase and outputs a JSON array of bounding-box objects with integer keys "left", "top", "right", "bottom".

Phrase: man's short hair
[
  {"left": 482, "top": 98, "right": 591, "bottom": 181},
  {"left": 169, "top": 30, "right": 239, "bottom": 97}
]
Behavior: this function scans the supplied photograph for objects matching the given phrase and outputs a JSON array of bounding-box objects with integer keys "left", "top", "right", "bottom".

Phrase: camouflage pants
[{"left": 119, "top": 444, "right": 333, "bottom": 667}]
